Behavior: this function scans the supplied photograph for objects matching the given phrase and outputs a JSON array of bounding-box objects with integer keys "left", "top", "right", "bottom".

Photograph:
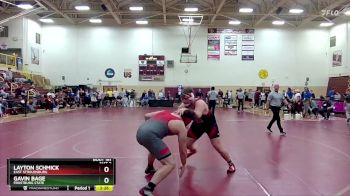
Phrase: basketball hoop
[
  {"left": 178, "top": 15, "right": 202, "bottom": 64},
  {"left": 178, "top": 15, "right": 203, "bottom": 26},
  {"left": 180, "top": 53, "right": 197, "bottom": 63}
]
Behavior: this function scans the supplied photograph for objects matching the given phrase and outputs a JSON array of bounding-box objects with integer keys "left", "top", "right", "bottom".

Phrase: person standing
[
  {"left": 266, "top": 84, "right": 289, "bottom": 136},
  {"left": 260, "top": 91, "right": 266, "bottom": 109},
  {"left": 345, "top": 91, "right": 350, "bottom": 123},
  {"left": 218, "top": 89, "right": 223, "bottom": 107},
  {"left": 254, "top": 89, "right": 260, "bottom": 107},
  {"left": 236, "top": 89, "right": 245, "bottom": 112},
  {"left": 302, "top": 87, "right": 312, "bottom": 118},
  {"left": 207, "top": 87, "right": 218, "bottom": 114}
]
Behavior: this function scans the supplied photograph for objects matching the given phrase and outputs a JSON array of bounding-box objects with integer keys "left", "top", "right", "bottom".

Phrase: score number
[{"left": 102, "top": 166, "right": 111, "bottom": 184}]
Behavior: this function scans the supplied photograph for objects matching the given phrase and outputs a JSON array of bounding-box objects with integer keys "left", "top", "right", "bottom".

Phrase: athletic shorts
[
  {"left": 136, "top": 121, "right": 171, "bottom": 160},
  {"left": 187, "top": 114, "right": 220, "bottom": 139}
]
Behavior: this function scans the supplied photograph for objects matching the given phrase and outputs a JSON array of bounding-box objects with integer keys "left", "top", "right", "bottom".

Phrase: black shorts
[{"left": 187, "top": 114, "right": 220, "bottom": 139}]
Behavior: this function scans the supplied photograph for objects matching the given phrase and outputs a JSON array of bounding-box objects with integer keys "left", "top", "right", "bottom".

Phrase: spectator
[
  {"left": 166, "top": 91, "right": 172, "bottom": 100},
  {"left": 309, "top": 98, "right": 319, "bottom": 119},
  {"left": 334, "top": 92, "right": 341, "bottom": 101},
  {"left": 20, "top": 96, "right": 36, "bottom": 113},
  {"left": 302, "top": 87, "right": 312, "bottom": 118},
  {"left": 310, "top": 90, "right": 315, "bottom": 99},
  {"left": 327, "top": 89, "right": 335, "bottom": 102},
  {"left": 113, "top": 89, "right": 119, "bottom": 100},
  {"left": 47, "top": 90, "right": 55, "bottom": 98},
  {"left": 90, "top": 92, "right": 98, "bottom": 108},
  {"left": 291, "top": 96, "right": 303, "bottom": 119},
  {"left": 218, "top": 89, "right": 223, "bottom": 107},
  {"left": 158, "top": 89, "right": 164, "bottom": 100},
  {"left": 319, "top": 96, "right": 333, "bottom": 120},
  {"left": 141, "top": 93, "right": 149, "bottom": 107},
  {"left": 140, "top": 90, "right": 146, "bottom": 100},
  {"left": 0, "top": 88, "right": 8, "bottom": 99},
  {"left": 260, "top": 91, "right": 267, "bottom": 109},
  {"left": 285, "top": 87, "right": 294, "bottom": 101},
  {"left": 254, "top": 89, "right": 260, "bottom": 107},
  {"left": 293, "top": 89, "right": 301, "bottom": 102},
  {"left": 0, "top": 96, "right": 8, "bottom": 117},
  {"left": 129, "top": 89, "right": 136, "bottom": 107},
  {"left": 6, "top": 68, "right": 13, "bottom": 82},
  {"left": 195, "top": 89, "right": 203, "bottom": 99},
  {"left": 226, "top": 90, "right": 232, "bottom": 105},
  {"left": 0, "top": 71, "right": 5, "bottom": 79},
  {"left": 345, "top": 91, "right": 350, "bottom": 123}
]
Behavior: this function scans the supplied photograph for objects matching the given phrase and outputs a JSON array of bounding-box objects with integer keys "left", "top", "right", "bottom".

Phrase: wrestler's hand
[
  {"left": 179, "top": 165, "right": 186, "bottom": 177},
  {"left": 176, "top": 108, "right": 188, "bottom": 116}
]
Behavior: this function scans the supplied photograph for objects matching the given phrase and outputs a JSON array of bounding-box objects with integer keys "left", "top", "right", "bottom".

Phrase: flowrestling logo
[{"left": 321, "top": 4, "right": 350, "bottom": 16}]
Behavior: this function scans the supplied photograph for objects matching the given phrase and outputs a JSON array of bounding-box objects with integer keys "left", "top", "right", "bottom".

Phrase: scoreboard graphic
[
  {"left": 7, "top": 158, "right": 115, "bottom": 192},
  {"left": 139, "top": 55, "right": 165, "bottom": 81}
]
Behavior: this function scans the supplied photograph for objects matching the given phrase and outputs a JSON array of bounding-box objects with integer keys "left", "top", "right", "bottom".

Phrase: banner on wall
[
  {"left": 0, "top": 43, "right": 8, "bottom": 50},
  {"left": 332, "top": 50, "right": 342, "bottom": 67},
  {"left": 124, "top": 68, "right": 132, "bottom": 78},
  {"left": 208, "top": 28, "right": 254, "bottom": 34},
  {"left": 241, "top": 35, "right": 255, "bottom": 61},
  {"left": 224, "top": 35, "right": 237, "bottom": 56},
  {"left": 31, "top": 47, "right": 39, "bottom": 65},
  {"left": 207, "top": 34, "right": 220, "bottom": 60},
  {"left": 208, "top": 28, "right": 255, "bottom": 60}
]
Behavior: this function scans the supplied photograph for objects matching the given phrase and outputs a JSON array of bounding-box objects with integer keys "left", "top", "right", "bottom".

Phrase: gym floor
[{"left": 0, "top": 108, "right": 349, "bottom": 196}]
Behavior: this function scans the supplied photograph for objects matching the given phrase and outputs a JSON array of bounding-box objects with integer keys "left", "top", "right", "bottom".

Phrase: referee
[
  {"left": 266, "top": 84, "right": 289, "bottom": 136},
  {"left": 207, "top": 86, "right": 218, "bottom": 114}
]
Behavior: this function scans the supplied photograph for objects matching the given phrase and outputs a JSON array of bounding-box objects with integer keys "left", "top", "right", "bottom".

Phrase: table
[{"left": 148, "top": 100, "right": 174, "bottom": 107}]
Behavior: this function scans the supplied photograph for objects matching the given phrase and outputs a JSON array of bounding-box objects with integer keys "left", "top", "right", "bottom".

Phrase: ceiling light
[
  {"left": 129, "top": 6, "right": 143, "bottom": 11},
  {"left": 289, "top": 8, "right": 304, "bottom": 14},
  {"left": 272, "top": 20, "right": 285, "bottom": 25},
  {"left": 184, "top": 7, "right": 198, "bottom": 12},
  {"left": 17, "top": 3, "right": 33, "bottom": 10},
  {"left": 229, "top": 20, "right": 241, "bottom": 25},
  {"left": 136, "top": 20, "right": 148, "bottom": 25},
  {"left": 320, "top": 22, "right": 333, "bottom": 27},
  {"left": 75, "top": 5, "right": 90, "bottom": 11},
  {"left": 239, "top": 8, "right": 253, "bottom": 13},
  {"left": 39, "top": 18, "right": 54, "bottom": 23},
  {"left": 89, "top": 19, "right": 102, "bottom": 23},
  {"left": 344, "top": 10, "right": 350, "bottom": 15}
]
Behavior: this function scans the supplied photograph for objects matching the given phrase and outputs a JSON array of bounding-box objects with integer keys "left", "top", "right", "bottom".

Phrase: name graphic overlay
[{"left": 7, "top": 158, "right": 115, "bottom": 191}]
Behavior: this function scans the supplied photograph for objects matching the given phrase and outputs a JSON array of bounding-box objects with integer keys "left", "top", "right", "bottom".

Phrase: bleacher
[{"left": 0, "top": 52, "right": 51, "bottom": 116}]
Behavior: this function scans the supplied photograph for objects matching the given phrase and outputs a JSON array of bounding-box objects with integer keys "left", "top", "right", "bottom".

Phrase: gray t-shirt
[
  {"left": 237, "top": 92, "right": 245, "bottom": 100},
  {"left": 267, "top": 91, "right": 284, "bottom": 107},
  {"left": 207, "top": 90, "right": 218, "bottom": 101}
]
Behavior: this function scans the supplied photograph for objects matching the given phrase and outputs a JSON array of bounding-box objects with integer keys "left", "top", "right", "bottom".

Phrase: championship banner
[
  {"left": 208, "top": 28, "right": 254, "bottom": 34},
  {"left": 241, "top": 34, "right": 255, "bottom": 61},
  {"left": 224, "top": 35, "right": 237, "bottom": 56},
  {"left": 207, "top": 34, "right": 220, "bottom": 61}
]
